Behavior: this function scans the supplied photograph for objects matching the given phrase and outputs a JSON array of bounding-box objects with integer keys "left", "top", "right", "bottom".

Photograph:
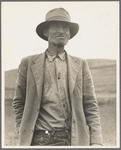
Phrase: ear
[
  {"left": 43, "top": 28, "right": 49, "bottom": 37},
  {"left": 68, "top": 27, "right": 71, "bottom": 39},
  {"left": 68, "top": 31, "right": 71, "bottom": 39}
]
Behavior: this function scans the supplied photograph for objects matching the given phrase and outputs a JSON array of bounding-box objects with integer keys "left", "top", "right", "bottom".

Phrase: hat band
[{"left": 46, "top": 16, "right": 70, "bottom": 22}]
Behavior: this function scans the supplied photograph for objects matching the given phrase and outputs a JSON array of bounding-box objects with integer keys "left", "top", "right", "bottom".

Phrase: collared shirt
[{"left": 35, "top": 50, "right": 71, "bottom": 131}]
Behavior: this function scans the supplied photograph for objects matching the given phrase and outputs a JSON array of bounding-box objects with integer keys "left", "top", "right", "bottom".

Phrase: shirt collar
[{"left": 46, "top": 50, "right": 66, "bottom": 62}]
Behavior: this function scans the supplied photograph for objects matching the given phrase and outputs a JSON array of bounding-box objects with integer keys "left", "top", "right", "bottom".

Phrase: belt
[{"left": 34, "top": 128, "right": 71, "bottom": 135}]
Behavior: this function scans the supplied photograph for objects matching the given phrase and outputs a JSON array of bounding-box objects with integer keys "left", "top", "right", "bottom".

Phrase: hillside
[
  {"left": 5, "top": 69, "right": 18, "bottom": 89},
  {"left": 87, "top": 59, "right": 116, "bottom": 68}
]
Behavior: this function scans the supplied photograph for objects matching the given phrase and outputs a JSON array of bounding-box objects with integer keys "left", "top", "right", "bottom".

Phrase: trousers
[{"left": 31, "top": 129, "right": 71, "bottom": 146}]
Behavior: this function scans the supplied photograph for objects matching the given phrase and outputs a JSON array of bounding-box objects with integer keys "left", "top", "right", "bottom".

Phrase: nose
[{"left": 58, "top": 26, "right": 64, "bottom": 33}]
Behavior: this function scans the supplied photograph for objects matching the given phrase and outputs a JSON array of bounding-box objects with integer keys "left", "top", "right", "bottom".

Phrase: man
[{"left": 13, "top": 8, "right": 103, "bottom": 146}]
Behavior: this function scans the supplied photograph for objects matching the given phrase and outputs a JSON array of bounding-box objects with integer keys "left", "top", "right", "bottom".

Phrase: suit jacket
[{"left": 13, "top": 51, "right": 103, "bottom": 146}]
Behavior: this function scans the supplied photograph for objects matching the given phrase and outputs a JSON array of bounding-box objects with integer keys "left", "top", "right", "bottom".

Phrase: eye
[
  {"left": 63, "top": 25, "right": 69, "bottom": 30},
  {"left": 63, "top": 26, "right": 68, "bottom": 29}
]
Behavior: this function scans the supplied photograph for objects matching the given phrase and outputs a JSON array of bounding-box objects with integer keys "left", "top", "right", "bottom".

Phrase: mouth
[{"left": 57, "top": 36, "right": 65, "bottom": 39}]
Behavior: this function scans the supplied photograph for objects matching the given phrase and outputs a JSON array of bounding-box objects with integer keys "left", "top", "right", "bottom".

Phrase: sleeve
[
  {"left": 13, "top": 58, "right": 28, "bottom": 134},
  {"left": 83, "top": 59, "right": 103, "bottom": 145}
]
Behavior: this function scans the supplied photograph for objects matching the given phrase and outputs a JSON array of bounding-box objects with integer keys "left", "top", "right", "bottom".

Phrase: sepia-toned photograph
[{"left": 2, "top": 1, "right": 119, "bottom": 148}]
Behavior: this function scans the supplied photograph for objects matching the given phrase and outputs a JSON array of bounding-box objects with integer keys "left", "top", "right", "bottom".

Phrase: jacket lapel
[
  {"left": 30, "top": 52, "right": 46, "bottom": 99},
  {"left": 67, "top": 54, "right": 81, "bottom": 96}
]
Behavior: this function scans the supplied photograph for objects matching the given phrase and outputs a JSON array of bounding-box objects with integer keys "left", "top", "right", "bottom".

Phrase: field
[{"left": 4, "top": 59, "right": 117, "bottom": 146}]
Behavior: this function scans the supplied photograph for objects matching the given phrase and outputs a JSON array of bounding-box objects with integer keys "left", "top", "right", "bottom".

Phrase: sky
[{"left": 2, "top": 1, "right": 119, "bottom": 71}]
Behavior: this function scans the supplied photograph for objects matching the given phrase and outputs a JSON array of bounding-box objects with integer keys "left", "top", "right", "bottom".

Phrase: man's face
[{"left": 45, "top": 22, "right": 71, "bottom": 46}]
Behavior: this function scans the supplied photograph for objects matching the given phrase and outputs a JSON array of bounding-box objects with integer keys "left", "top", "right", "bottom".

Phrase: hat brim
[{"left": 36, "top": 21, "right": 79, "bottom": 41}]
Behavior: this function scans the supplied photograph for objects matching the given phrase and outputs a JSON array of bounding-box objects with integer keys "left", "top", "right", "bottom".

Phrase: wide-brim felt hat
[{"left": 36, "top": 8, "right": 79, "bottom": 41}]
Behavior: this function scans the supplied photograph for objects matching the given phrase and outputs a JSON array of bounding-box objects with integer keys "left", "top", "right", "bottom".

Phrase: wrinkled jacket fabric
[{"left": 13, "top": 52, "right": 103, "bottom": 146}]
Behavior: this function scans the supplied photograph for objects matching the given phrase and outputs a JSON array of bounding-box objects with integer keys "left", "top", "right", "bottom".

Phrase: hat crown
[{"left": 45, "top": 8, "right": 71, "bottom": 22}]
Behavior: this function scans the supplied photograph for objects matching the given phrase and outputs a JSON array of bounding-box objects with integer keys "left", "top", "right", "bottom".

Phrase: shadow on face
[{"left": 43, "top": 22, "right": 71, "bottom": 46}]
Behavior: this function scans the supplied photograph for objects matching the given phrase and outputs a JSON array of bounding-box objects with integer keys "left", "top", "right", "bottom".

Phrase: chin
[
  {"left": 56, "top": 41, "right": 68, "bottom": 46},
  {"left": 57, "top": 43, "right": 65, "bottom": 46}
]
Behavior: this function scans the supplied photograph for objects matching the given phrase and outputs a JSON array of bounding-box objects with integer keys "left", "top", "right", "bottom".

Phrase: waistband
[
  {"left": 34, "top": 128, "right": 71, "bottom": 135},
  {"left": 32, "top": 128, "right": 71, "bottom": 146}
]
